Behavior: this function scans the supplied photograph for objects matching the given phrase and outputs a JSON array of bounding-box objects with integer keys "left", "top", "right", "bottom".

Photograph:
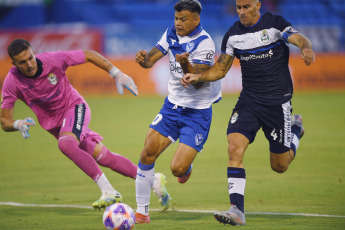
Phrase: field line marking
[{"left": 1, "top": 202, "right": 344, "bottom": 218}]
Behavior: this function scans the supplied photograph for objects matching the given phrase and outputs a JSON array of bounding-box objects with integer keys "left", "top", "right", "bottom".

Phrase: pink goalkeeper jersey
[{"left": 1, "top": 50, "right": 86, "bottom": 131}]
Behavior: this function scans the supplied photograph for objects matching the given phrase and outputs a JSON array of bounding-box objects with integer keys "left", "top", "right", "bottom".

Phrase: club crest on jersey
[
  {"left": 48, "top": 73, "right": 57, "bottom": 85},
  {"left": 195, "top": 134, "right": 203, "bottom": 145},
  {"left": 260, "top": 30, "right": 270, "bottom": 45},
  {"left": 230, "top": 112, "right": 238, "bottom": 124},
  {"left": 186, "top": 41, "right": 195, "bottom": 53}
]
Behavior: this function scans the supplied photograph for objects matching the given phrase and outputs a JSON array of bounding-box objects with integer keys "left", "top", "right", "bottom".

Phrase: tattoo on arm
[
  {"left": 148, "top": 47, "right": 160, "bottom": 58},
  {"left": 194, "top": 64, "right": 210, "bottom": 74},
  {"left": 217, "top": 53, "right": 228, "bottom": 66}
]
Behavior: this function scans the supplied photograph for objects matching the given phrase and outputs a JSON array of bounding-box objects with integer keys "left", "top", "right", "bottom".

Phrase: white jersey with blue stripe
[
  {"left": 221, "top": 12, "right": 299, "bottom": 105},
  {"left": 156, "top": 24, "right": 221, "bottom": 109}
]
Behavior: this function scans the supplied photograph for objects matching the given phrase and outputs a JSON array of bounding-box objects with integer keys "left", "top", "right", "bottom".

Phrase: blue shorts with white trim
[{"left": 149, "top": 97, "right": 212, "bottom": 152}]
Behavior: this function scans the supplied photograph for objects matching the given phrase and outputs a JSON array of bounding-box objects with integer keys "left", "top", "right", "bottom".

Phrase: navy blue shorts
[
  {"left": 227, "top": 98, "right": 292, "bottom": 153},
  {"left": 149, "top": 97, "right": 212, "bottom": 152}
]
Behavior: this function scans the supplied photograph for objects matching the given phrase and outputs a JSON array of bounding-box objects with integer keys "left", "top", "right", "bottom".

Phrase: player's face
[
  {"left": 174, "top": 10, "right": 200, "bottom": 37},
  {"left": 12, "top": 47, "right": 37, "bottom": 77},
  {"left": 236, "top": 0, "right": 261, "bottom": 27}
]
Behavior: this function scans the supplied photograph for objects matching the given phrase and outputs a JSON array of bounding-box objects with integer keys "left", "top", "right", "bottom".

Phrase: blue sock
[
  {"left": 227, "top": 167, "right": 246, "bottom": 213},
  {"left": 291, "top": 125, "right": 302, "bottom": 157}
]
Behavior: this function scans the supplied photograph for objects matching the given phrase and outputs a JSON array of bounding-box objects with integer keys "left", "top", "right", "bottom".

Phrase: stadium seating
[{"left": 0, "top": 0, "right": 344, "bottom": 54}]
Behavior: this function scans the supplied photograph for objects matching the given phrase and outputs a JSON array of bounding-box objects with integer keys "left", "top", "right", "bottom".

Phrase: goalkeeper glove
[
  {"left": 109, "top": 67, "right": 138, "bottom": 96},
  {"left": 13, "top": 117, "right": 36, "bottom": 139}
]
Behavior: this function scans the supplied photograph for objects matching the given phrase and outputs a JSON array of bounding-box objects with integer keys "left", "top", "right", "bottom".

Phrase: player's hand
[
  {"left": 114, "top": 73, "right": 138, "bottom": 96},
  {"left": 13, "top": 117, "right": 36, "bottom": 139},
  {"left": 135, "top": 50, "right": 147, "bottom": 64},
  {"left": 175, "top": 52, "right": 189, "bottom": 64},
  {"left": 301, "top": 48, "right": 315, "bottom": 66},
  {"left": 180, "top": 73, "right": 201, "bottom": 89},
  {"left": 109, "top": 67, "right": 138, "bottom": 96}
]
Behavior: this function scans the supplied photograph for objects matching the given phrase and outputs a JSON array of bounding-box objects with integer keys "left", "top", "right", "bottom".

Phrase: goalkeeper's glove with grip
[
  {"left": 109, "top": 67, "right": 138, "bottom": 96},
  {"left": 13, "top": 117, "right": 36, "bottom": 139}
]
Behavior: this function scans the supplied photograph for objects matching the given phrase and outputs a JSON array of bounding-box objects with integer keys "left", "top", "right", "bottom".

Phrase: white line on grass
[{"left": 1, "top": 202, "right": 344, "bottom": 218}]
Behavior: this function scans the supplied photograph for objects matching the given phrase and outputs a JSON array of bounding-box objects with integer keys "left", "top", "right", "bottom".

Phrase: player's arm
[
  {"left": 1, "top": 108, "right": 36, "bottom": 139},
  {"left": 83, "top": 50, "right": 138, "bottom": 96},
  {"left": 288, "top": 33, "right": 315, "bottom": 66},
  {"left": 176, "top": 52, "right": 211, "bottom": 89},
  {"left": 181, "top": 53, "right": 234, "bottom": 88},
  {"left": 135, "top": 47, "right": 165, "bottom": 69},
  {"left": 0, "top": 108, "right": 15, "bottom": 131}
]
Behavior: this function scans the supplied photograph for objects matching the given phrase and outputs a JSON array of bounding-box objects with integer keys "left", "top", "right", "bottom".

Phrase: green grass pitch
[{"left": 0, "top": 92, "right": 344, "bottom": 229}]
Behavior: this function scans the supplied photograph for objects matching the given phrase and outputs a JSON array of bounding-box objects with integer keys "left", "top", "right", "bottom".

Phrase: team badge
[
  {"left": 186, "top": 41, "right": 195, "bottom": 53},
  {"left": 260, "top": 29, "right": 270, "bottom": 45},
  {"left": 230, "top": 112, "right": 239, "bottom": 124},
  {"left": 48, "top": 73, "right": 57, "bottom": 85},
  {"left": 195, "top": 134, "right": 203, "bottom": 146}
]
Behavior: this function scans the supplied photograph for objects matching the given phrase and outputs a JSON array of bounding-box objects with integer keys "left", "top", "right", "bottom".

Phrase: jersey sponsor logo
[
  {"left": 240, "top": 49, "right": 274, "bottom": 61},
  {"left": 230, "top": 112, "right": 238, "bottom": 124},
  {"left": 195, "top": 134, "right": 203, "bottom": 145},
  {"left": 75, "top": 103, "right": 85, "bottom": 131},
  {"left": 170, "top": 61, "right": 183, "bottom": 74},
  {"left": 206, "top": 52, "right": 214, "bottom": 60},
  {"left": 260, "top": 29, "right": 270, "bottom": 45},
  {"left": 151, "top": 114, "right": 163, "bottom": 125},
  {"left": 48, "top": 73, "right": 57, "bottom": 85},
  {"left": 186, "top": 41, "right": 195, "bottom": 53}
]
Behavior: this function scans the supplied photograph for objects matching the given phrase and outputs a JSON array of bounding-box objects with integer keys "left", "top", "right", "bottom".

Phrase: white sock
[
  {"left": 96, "top": 173, "right": 118, "bottom": 198},
  {"left": 136, "top": 167, "right": 154, "bottom": 215}
]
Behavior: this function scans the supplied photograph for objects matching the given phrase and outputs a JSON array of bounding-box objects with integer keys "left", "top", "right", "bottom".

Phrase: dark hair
[
  {"left": 8, "top": 39, "right": 31, "bottom": 60},
  {"left": 174, "top": 0, "right": 202, "bottom": 14}
]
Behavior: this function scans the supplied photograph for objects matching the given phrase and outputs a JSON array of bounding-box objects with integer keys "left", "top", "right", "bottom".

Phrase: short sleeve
[
  {"left": 1, "top": 74, "right": 19, "bottom": 109},
  {"left": 156, "top": 29, "right": 169, "bottom": 55},
  {"left": 51, "top": 50, "right": 86, "bottom": 71},
  {"left": 275, "top": 16, "right": 299, "bottom": 43},
  {"left": 192, "top": 39, "right": 215, "bottom": 66},
  {"left": 221, "top": 30, "right": 234, "bottom": 56}
]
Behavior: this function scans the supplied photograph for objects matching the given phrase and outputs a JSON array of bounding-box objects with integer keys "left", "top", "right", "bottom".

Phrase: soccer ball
[{"left": 102, "top": 203, "right": 135, "bottom": 230}]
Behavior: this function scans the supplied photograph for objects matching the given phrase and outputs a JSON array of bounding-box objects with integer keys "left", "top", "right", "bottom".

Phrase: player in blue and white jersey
[
  {"left": 181, "top": 0, "right": 315, "bottom": 226},
  {"left": 134, "top": 0, "right": 221, "bottom": 224}
]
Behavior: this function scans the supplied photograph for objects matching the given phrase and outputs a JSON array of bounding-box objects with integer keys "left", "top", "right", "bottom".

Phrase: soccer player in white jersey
[
  {"left": 181, "top": 0, "right": 315, "bottom": 226},
  {"left": 134, "top": 0, "right": 222, "bottom": 224},
  {"left": 1, "top": 39, "right": 169, "bottom": 210}
]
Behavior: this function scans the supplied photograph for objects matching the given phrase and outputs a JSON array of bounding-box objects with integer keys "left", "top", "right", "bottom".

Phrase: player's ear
[
  {"left": 256, "top": 0, "right": 261, "bottom": 10},
  {"left": 195, "top": 15, "right": 200, "bottom": 26}
]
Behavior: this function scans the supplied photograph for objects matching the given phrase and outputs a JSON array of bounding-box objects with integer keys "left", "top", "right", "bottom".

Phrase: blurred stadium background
[{"left": 0, "top": 0, "right": 345, "bottom": 95}]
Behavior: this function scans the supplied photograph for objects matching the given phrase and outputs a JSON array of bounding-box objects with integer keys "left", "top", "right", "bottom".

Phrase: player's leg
[
  {"left": 214, "top": 103, "right": 260, "bottom": 226},
  {"left": 174, "top": 105, "right": 213, "bottom": 183},
  {"left": 171, "top": 143, "right": 198, "bottom": 183},
  {"left": 135, "top": 128, "right": 171, "bottom": 223},
  {"left": 57, "top": 102, "right": 121, "bottom": 208},
  {"left": 269, "top": 113, "right": 304, "bottom": 173},
  {"left": 80, "top": 135, "right": 137, "bottom": 179},
  {"left": 262, "top": 101, "right": 302, "bottom": 173}
]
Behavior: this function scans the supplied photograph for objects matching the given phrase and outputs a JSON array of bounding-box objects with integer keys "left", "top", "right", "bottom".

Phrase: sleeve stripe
[
  {"left": 155, "top": 43, "right": 168, "bottom": 55},
  {"left": 193, "top": 60, "right": 212, "bottom": 65}
]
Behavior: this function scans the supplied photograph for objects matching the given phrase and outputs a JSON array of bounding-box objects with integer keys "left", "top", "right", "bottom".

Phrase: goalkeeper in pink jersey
[{"left": 0, "top": 38, "right": 169, "bottom": 209}]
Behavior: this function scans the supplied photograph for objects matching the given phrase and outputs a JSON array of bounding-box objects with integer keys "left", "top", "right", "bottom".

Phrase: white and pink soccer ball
[{"left": 103, "top": 203, "right": 135, "bottom": 230}]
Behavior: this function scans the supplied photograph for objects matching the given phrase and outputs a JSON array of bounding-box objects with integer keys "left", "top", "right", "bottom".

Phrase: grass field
[{"left": 0, "top": 92, "right": 344, "bottom": 229}]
